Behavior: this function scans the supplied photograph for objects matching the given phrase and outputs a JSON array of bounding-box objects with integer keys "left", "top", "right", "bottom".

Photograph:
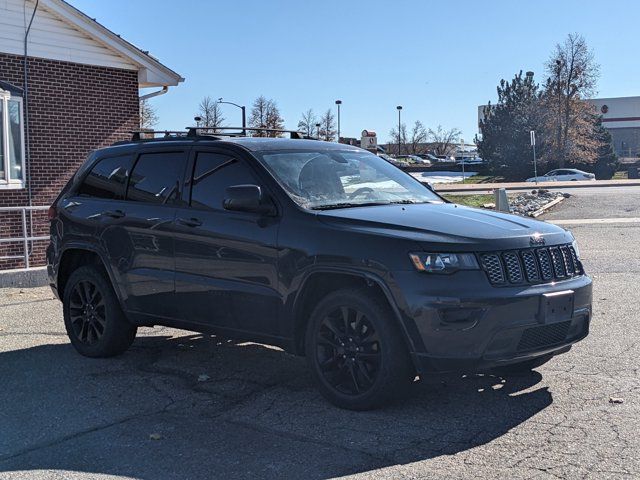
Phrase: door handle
[
  {"left": 101, "top": 209, "right": 125, "bottom": 219},
  {"left": 176, "top": 217, "right": 202, "bottom": 227}
]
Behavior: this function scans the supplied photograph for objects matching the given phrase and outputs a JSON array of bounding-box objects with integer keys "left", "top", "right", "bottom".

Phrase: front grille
[
  {"left": 517, "top": 321, "right": 571, "bottom": 352},
  {"left": 479, "top": 244, "right": 583, "bottom": 286}
]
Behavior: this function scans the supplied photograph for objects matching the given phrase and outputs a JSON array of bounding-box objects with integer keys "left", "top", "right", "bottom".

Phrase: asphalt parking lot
[{"left": 1, "top": 188, "right": 638, "bottom": 479}]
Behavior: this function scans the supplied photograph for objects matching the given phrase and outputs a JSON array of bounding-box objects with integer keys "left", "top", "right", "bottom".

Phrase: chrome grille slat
[{"left": 481, "top": 243, "right": 583, "bottom": 286}]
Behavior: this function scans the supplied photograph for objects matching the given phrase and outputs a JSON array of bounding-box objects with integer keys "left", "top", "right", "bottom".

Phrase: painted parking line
[{"left": 548, "top": 217, "right": 640, "bottom": 225}]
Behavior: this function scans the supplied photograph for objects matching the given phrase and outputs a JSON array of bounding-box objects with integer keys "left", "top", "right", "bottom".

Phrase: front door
[{"left": 173, "top": 148, "right": 281, "bottom": 337}]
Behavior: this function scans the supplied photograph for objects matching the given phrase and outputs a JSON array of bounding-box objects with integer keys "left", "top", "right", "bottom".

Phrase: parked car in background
[
  {"left": 378, "top": 153, "right": 402, "bottom": 167},
  {"left": 456, "top": 157, "right": 485, "bottom": 166},
  {"left": 526, "top": 169, "right": 596, "bottom": 182},
  {"left": 417, "top": 153, "right": 443, "bottom": 163},
  {"left": 396, "top": 155, "right": 431, "bottom": 166}
]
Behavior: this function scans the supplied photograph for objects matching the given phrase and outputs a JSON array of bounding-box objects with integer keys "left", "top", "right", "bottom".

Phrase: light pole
[
  {"left": 396, "top": 105, "right": 402, "bottom": 156},
  {"left": 460, "top": 138, "right": 465, "bottom": 183},
  {"left": 531, "top": 130, "right": 538, "bottom": 185},
  {"left": 217, "top": 98, "right": 246, "bottom": 135},
  {"left": 315, "top": 122, "right": 321, "bottom": 140},
  {"left": 335, "top": 99, "right": 342, "bottom": 142}
]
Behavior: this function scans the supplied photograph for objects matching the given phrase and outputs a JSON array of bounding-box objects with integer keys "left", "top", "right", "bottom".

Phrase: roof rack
[
  {"left": 129, "top": 130, "right": 191, "bottom": 141},
  {"left": 186, "top": 126, "right": 310, "bottom": 139}
]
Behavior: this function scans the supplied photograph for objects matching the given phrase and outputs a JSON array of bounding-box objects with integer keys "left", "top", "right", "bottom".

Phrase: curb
[
  {"left": 0, "top": 266, "right": 48, "bottom": 288},
  {"left": 432, "top": 179, "right": 640, "bottom": 193},
  {"left": 531, "top": 196, "right": 565, "bottom": 218}
]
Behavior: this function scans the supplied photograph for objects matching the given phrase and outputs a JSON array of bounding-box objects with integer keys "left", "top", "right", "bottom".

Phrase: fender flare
[{"left": 292, "top": 266, "right": 422, "bottom": 359}]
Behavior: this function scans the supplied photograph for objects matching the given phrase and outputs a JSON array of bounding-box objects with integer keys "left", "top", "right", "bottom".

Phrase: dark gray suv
[{"left": 47, "top": 129, "right": 592, "bottom": 410}]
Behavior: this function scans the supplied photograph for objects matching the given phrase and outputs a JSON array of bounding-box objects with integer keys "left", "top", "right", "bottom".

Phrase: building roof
[{"left": 44, "top": 0, "right": 184, "bottom": 87}]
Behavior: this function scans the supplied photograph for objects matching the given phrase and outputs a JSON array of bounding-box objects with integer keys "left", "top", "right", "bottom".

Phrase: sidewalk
[{"left": 433, "top": 178, "right": 640, "bottom": 193}]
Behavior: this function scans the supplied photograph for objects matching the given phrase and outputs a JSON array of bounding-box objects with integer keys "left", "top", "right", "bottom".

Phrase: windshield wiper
[{"left": 310, "top": 201, "right": 391, "bottom": 210}]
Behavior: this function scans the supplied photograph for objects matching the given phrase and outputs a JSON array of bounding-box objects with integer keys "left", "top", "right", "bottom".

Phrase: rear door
[
  {"left": 116, "top": 148, "right": 189, "bottom": 319},
  {"left": 173, "top": 147, "right": 282, "bottom": 337}
]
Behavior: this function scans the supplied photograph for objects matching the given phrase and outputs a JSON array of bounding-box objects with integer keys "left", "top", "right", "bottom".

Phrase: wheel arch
[
  {"left": 57, "top": 245, "right": 117, "bottom": 302},
  {"left": 291, "top": 268, "right": 418, "bottom": 361}
]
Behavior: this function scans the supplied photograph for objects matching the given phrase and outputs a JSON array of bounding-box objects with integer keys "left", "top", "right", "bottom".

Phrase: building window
[{"left": 0, "top": 88, "right": 26, "bottom": 189}]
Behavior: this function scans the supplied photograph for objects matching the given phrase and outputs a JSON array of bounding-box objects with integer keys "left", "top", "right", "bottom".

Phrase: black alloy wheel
[
  {"left": 63, "top": 265, "right": 137, "bottom": 358},
  {"left": 68, "top": 280, "right": 106, "bottom": 346},
  {"left": 316, "top": 306, "right": 381, "bottom": 395},
  {"left": 306, "top": 288, "right": 414, "bottom": 410}
]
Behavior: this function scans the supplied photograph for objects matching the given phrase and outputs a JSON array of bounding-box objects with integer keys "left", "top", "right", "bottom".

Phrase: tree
[
  {"left": 297, "top": 109, "right": 317, "bottom": 137},
  {"left": 196, "top": 96, "right": 225, "bottom": 130},
  {"left": 249, "top": 96, "right": 284, "bottom": 137},
  {"left": 388, "top": 123, "right": 407, "bottom": 155},
  {"left": 139, "top": 99, "right": 158, "bottom": 129},
  {"left": 318, "top": 109, "right": 336, "bottom": 141},
  {"left": 408, "top": 120, "right": 428, "bottom": 154},
  {"left": 428, "top": 125, "right": 461, "bottom": 156},
  {"left": 476, "top": 71, "right": 541, "bottom": 179},
  {"left": 542, "top": 33, "right": 600, "bottom": 167}
]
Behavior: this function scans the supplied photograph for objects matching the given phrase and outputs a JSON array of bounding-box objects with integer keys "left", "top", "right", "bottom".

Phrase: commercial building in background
[
  {"left": 477, "top": 96, "right": 640, "bottom": 158},
  {"left": 0, "top": 0, "right": 183, "bottom": 270}
]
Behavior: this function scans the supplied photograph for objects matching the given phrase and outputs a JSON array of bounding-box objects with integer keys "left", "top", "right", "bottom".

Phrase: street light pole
[
  {"left": 460, "top": 138, "right": 465, "bottom": 183},
  {"left": 396, "top": 105, "right": 402, "bottom": 156},
  {"left": 335, "top": 99, "right": 342, "bottom": 142},
  {"left": 217, "top": 98, "right": 246, "bottom": 135}
]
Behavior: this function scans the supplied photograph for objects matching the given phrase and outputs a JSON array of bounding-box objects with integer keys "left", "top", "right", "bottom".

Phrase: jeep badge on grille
[{"left": 530, "top": 233, "right": 545, "bottom": 246}]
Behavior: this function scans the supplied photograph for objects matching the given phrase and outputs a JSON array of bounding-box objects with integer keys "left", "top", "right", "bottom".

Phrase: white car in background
[{"left": 526, "top": 168, "right": 596, "bottom": 182}]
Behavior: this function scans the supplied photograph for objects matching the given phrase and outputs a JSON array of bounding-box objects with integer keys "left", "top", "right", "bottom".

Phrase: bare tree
[
  {"left": 319, "top": 109, "right": 337, "bottom": 141},
  {"left": 139, "top": 99, "right": 158, "bottom": 129},
  {"left": 389, "top": 124, "right": 408, "bottom": 155},
  {"left": 428, "top": 125, "right": 461, "bottom": 156},
  {"left": 249, "top": 96, "right": 285, "bottom": 137},
  {"left": 196, "top": 96, "right": 225, "bottom": 131},
  {"left": 297, "top": 109, "right": 317, "bottom": 137},
  {"left": 408, "top": 120, "right": 428, "bottom": 154},
  {"left": 543, "top": 33, "right": 600, "bottom": 167}
]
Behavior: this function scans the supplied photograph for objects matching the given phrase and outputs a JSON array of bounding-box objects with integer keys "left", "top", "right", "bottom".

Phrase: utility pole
[
  {"left": 396, "top": 105, "right": 402, "bottom": 156},
  {"left": 335, "top": 100, "right": 342, "bottom": 142}
]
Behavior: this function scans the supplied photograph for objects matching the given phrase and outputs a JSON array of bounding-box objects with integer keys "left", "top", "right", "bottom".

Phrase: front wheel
[
  {"left": 305, "top": 288, "right": 414, "bottom": 410},
  {"left": 63, "top": 265, "right": 137, "bottom": 358}
]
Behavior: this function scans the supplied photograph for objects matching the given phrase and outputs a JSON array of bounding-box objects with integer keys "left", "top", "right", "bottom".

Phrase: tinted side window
[
  {"left": 127, "top": 152, "right": 186, "bottom": 204},
  {"left": 77, "top": 155, "right": 133, "bottom": 199},
  {"left": 190, "top": 152, "right": 258, "bottom": 211}
]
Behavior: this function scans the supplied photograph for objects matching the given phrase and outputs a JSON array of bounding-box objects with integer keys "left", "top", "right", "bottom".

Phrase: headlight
[{"left": 409, "top": 252, "right": 479, "bottom": 274}]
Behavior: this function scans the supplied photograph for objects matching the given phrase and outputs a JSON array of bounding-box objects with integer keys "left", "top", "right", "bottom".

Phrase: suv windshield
[{"left": 255, "top": 148, "right": 443, "bottom": 210}]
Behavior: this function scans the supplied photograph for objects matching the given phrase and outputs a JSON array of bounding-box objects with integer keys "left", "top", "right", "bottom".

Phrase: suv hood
[{"left": 316, "top": 203, "right": 572, "bottom": 251}]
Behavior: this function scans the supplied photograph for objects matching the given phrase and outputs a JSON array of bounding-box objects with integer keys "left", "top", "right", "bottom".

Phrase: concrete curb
[
  {"left": 0, "top": 267, "right": 48, "bottom": 288},
  {"left": 531, "top": 196, "right": 565, "bottom": 218},
  {"left": 432, "top": 179, "right": 640, "bottom": 193}
]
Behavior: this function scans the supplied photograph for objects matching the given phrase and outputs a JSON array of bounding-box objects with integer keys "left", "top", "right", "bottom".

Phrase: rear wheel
[
  {"left": 305, "top": 288, "right": 414, "bottom": 410},
  {"left": 63, "top": 265, "right": 136, "bottom": 357}
]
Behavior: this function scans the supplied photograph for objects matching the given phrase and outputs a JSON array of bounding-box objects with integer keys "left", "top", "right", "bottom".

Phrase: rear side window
[
  {"left": 190, "top": 152, "right": 258, "bottom": 211},
  {"left": 127, "top": 152, "right": 187, "bottom": 205},
  {"left": 77, "top": 155, "right": 133, "bottom": 199}
]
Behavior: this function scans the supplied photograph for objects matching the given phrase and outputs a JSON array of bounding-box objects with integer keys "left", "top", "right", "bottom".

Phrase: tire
[
  {"left": 63, "top": 265, "right": 137, "bottom": 358},
  {"left": 305, "top": 288, "right": 414, "bottom": 410},
  {"left": 493, "top": 355, "right": 553, "bottom": 376}
]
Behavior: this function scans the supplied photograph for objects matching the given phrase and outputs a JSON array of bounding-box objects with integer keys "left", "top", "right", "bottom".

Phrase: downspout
[
  {"left": 139, "top": 86, "right": 168, "bottom": 101},
  {"left": 23, "top": 0, "right": 39, "bottom": 265}
]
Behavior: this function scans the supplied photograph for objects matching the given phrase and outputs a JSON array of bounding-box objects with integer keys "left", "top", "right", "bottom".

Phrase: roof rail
[
  {"left": 186, "top": 126, "right": 308, "bottom": 139},
  {"left": 129, "top": 130, "right": 191, "bottom": 141}
]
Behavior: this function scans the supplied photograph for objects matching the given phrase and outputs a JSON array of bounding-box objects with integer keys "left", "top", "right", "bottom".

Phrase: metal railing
[{"left": 0, "top": 206, "right": 49, "bottom": 269}]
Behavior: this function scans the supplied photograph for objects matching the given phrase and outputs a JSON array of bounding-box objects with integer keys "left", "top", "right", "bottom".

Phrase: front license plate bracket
[{"left": 538, "top": 290, "right": 574, "bottom": 324}]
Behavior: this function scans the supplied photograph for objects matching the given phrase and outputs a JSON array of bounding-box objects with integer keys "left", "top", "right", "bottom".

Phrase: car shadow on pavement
[{"left": 0, "top": 333, "right": 552, "bottom": 479}]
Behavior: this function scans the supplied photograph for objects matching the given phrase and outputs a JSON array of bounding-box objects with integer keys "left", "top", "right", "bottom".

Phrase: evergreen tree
[{"left": 477, "top": 71, "right": 541, "bottom": 180}]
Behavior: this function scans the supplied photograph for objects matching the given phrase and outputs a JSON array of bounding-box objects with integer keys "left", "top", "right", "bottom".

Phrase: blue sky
[{"left": 70, "top": 0, "right": 640, "bottom": 144}]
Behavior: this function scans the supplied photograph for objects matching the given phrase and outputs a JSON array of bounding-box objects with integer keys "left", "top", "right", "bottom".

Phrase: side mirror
[{"left": 223, "top": 184, "right": 276, "bottom": 215}]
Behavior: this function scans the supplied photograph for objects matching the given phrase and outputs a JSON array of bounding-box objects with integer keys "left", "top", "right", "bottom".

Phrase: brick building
[{"left": 0, "top": 0, "right": 182, "bottom": 270}]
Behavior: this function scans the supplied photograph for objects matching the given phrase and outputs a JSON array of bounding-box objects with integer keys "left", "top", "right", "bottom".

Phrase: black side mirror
[{"left": 223, "top": 185, "right": 276, "bottom": 215}]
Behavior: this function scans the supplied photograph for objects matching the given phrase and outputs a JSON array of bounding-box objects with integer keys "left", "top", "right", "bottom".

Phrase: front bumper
[{"left": 391, "top": 270, "right": 592, "bottom": 374}]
